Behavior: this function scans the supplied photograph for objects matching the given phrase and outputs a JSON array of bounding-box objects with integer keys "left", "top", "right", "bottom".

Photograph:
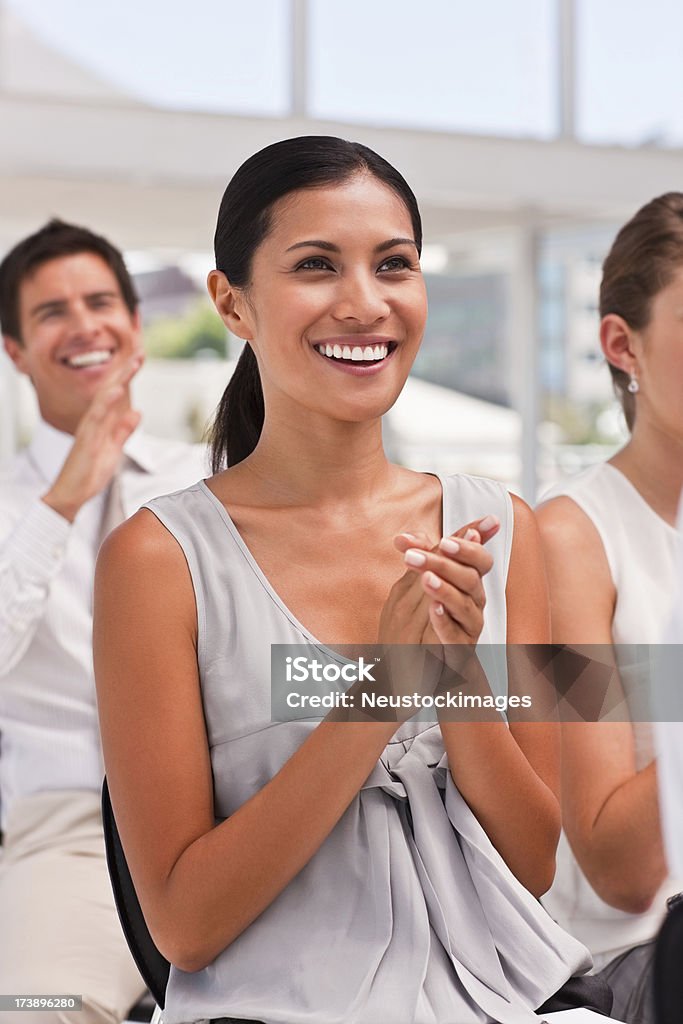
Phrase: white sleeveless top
[
  {"left": 539, "top": 461, "right": 680, "bottom": 969},
  {"left": 144, "top": 473, "right": 589, "bottom": 1024}
]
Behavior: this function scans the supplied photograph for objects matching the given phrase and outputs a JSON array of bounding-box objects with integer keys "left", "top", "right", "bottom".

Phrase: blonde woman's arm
[{"left": 536, "top": 495, "right": 666, "bottom": 913}]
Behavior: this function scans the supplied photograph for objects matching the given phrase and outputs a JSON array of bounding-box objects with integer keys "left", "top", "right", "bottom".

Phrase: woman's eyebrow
[
  {"left": 375, "top": 237, "right": 418, "bottom": 253},
  {"left": 285, "top": 237, "right": 417, "bottom": 254}
]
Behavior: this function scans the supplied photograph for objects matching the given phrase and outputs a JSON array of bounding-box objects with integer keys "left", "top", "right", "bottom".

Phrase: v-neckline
[
  {"left": 603, "top": 462, "right": 679, "bottom": 536},
  {"left": 197, "top": 474, "right": 448, "bottom": 658}
]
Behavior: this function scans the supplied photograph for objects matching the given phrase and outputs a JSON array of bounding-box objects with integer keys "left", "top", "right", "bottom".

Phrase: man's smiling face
[{"left": 4, "top": 251, "right": 142, "bottom": 434}]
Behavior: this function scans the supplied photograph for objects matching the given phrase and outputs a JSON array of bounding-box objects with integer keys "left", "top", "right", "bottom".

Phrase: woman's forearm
[
  {"left": 567, "top": 759, "right": 667, "bottom": 913},
  {"left": 150, "top": 718, "right": 396, "bottom": 972},
  {"left": 440, "top": 720, "right": 560, "bottom": 897}
]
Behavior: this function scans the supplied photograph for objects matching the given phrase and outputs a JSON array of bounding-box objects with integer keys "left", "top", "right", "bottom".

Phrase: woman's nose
[{"left": 331, "top": 272, "right": 391, "bottom": 324}]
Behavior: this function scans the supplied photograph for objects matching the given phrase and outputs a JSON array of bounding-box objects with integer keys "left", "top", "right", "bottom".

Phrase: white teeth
[
  {"left": 65, "top": 350, "right": 113, "bottom": 368},
  {"left": 315, "top": 343, "right": 391, "bottom": 362}
]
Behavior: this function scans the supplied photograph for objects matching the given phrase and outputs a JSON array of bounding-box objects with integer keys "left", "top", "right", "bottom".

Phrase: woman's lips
[{"left": 311, "top": 338, "right": 397, "bottom": 376}]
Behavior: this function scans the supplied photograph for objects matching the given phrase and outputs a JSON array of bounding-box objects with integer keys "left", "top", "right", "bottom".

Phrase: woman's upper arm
[
  {"left": 534, "top": 496, "right": 636, "bottom": 850},
  {"left": 93, "top": 508, "right": 215, "bottom": 940},
  {"left": 534, "top": 495, "right": 615, "bottom": 645},
  {"left": 505, "top": 494, "right": 558, "bottom": 799}
]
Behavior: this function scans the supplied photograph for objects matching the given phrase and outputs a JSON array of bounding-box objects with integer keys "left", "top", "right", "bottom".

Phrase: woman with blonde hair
[{"left": 538, "top": 192, "right": 683, "bottom": 1024}]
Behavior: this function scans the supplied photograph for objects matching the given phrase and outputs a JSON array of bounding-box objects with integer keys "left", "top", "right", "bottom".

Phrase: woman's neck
[
  {"left": 609, "top": 419, "right": 683, "bottom": 526},
  {"left": 236, "top": 413, "right": 399, "bottom": 512}
]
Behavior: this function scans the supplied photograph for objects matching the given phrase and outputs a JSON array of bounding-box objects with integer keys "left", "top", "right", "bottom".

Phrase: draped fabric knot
[{"left": 360, "top": 727, "right": 591, "bottom": 1023}]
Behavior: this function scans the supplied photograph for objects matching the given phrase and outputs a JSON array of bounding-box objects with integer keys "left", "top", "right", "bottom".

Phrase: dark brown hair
[
  {"left": 209, "top": 136, "right": 423, "bottom": 472},
  {"left": 600, "top": 192, "right": 683, "bottom": 430},
  {"left": 0, "top": 218, "right": 138, "bottom": 341}
]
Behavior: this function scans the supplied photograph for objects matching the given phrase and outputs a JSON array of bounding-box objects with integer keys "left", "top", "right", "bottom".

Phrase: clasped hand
[
  {"left": 379, "top": 515, "right": 499, "bottom": 647},
  {"left": 373, "top": 516, "right": 500, "bottom": 715}
]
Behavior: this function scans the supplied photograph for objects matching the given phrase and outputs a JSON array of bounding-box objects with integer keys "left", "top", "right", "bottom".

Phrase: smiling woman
[
  {"left": 93, "top": 137, "right": 607, "bottom": 1024},
  {"left": 538, "top": 193, "right": 683, "bottom": 1024},
  {"left": 207, "top": 171, "right": 426, "bottom": 454}
]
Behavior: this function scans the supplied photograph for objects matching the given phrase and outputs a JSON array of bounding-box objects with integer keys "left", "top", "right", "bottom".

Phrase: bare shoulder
[
  {"left": 95, "top": 507, "right": 197, "bottom": 636},
  {"left": 99, "top": 506, "right": 184, "bottom": 567},
  {"left": 509, "top": 492, "right": 538, "bottom": 534},
  {"left": 505, "top": 493, "right": 549, "bottom": 643},
  {"left": 97, "top": 507, "right": 193, "bottom": 589},
  {"left": 508, "top": 492, "right": 547, "bottom": 570},
  {"left": 535, "top": 496, "right": 614, "bottom": 642},
  {"left": 535, "top": 494, "right": 607, "bottom": 559}
]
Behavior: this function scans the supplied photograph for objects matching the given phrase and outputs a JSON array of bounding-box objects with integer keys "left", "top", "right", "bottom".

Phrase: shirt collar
[
  {"left": 27, "top": 419, "right": 74, "bottom": 482},
  {"left": 121, "top": 428, "right": 161, "bottom": 474},
  {"left": 28, "top": 417, "right": 160, "bottom": 482}
]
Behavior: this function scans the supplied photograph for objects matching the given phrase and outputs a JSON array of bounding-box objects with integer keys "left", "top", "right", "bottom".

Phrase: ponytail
[{"left": 210, "top": 344, "right": 264, "bottom": 472}]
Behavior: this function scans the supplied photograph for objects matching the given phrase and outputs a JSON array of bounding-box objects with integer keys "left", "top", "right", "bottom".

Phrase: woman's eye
[
  {"left": 378, "top": 256, "right": 410, "bottom": 272},
  {"left": 297, "top": 256, "right": 333, "bottom": 271}
]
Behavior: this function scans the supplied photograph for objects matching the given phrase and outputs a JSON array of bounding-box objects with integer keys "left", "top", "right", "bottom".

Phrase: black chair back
[{"left": 102, "top": 778, "right": 170, "bottom": 1009}]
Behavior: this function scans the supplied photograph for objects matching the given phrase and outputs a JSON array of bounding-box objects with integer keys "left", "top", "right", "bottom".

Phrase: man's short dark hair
[{"left": 0, "top": 219, "right": 139, "bottom": 341}]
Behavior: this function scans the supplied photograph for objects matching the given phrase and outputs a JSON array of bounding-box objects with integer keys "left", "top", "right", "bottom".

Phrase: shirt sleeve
[{"left": 0, "top": 497, "right": 72, "bottom": 675}]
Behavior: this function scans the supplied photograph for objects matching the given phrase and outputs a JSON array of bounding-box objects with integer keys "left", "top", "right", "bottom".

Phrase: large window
[
  {"left": 4, "top": 0, "right": 290, "bottom": 114},
  {"left": 577, "top": 0, "right": 683, "bottom": 147},
  {"left": 309, "top": 0, "right": 557, "bottom": 138},
  {"left": 6, "top": 0, "right": 558, "bottom": 136}
]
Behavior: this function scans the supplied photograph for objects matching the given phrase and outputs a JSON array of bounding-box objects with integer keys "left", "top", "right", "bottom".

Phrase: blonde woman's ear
[{"left": 599, "top": 313, "right": 638, "bottom": 376}]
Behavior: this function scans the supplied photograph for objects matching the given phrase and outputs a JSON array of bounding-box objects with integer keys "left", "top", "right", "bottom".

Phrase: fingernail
[
  {"left": 434, "top": 603, "right": 445, "bottom": 616},
  {"left": 465, "top": 529, "right": 479, "bottom": 542},
  {"left": 398, "top": 532, "right": 418, "bottom": 543},
  {"left": 479, "top": 514, "right": 499, "bottom": 532},
  {"left": 424, "top": 571, "right": 441, "bottom": 589},
  {"left": 404, "top": 549, "right": 427, "bottom": 567},
  {"left": 439, "top": 537, "right": 460, "bottom": 556}
]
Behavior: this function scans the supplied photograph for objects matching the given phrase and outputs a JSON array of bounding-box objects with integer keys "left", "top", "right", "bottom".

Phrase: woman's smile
[{"left": 311, "top": 335, "right": 398, "bottom": 375}]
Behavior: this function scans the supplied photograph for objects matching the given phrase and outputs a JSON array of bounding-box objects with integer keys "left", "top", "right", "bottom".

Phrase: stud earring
[{"left": 627, "top": 373, "right": 639, "bottom": 394}]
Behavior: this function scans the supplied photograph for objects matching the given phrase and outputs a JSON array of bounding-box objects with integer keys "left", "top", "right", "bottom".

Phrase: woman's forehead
[{"left": 266, "top": 175, "right": 415, "bottom": 246}]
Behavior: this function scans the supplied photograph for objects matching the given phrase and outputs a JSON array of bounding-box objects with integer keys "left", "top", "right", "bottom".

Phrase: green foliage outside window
[{"left": 143, "top": 300, "right": 228, "bottom": 360}]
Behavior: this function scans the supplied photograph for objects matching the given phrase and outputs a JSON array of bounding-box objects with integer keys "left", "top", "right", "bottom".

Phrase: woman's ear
[
  {"left": 207, "top": 270, "right": 255, "bottom": 341},
  {"left": 600, "top": 313, "right": 639, "bottom": 377}
]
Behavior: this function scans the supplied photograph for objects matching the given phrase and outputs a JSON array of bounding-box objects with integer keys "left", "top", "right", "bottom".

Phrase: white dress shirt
[{"left": 0, "top": 419, "right": 208, "bottom": 830}]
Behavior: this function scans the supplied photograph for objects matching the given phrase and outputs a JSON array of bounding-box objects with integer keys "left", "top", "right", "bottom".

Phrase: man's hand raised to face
[{"left": 42, "top": 354, "right": 144, "bottom": 523}]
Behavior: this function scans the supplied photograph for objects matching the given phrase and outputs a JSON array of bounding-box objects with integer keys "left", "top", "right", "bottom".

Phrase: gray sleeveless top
[{"left": 144, "top": 474, "right": 589, "bottom": 1024}]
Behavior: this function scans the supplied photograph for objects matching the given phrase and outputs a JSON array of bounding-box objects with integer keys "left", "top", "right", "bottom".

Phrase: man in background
[{"left": 0, "top": 220, "right": 207, "bottom": 1024}]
